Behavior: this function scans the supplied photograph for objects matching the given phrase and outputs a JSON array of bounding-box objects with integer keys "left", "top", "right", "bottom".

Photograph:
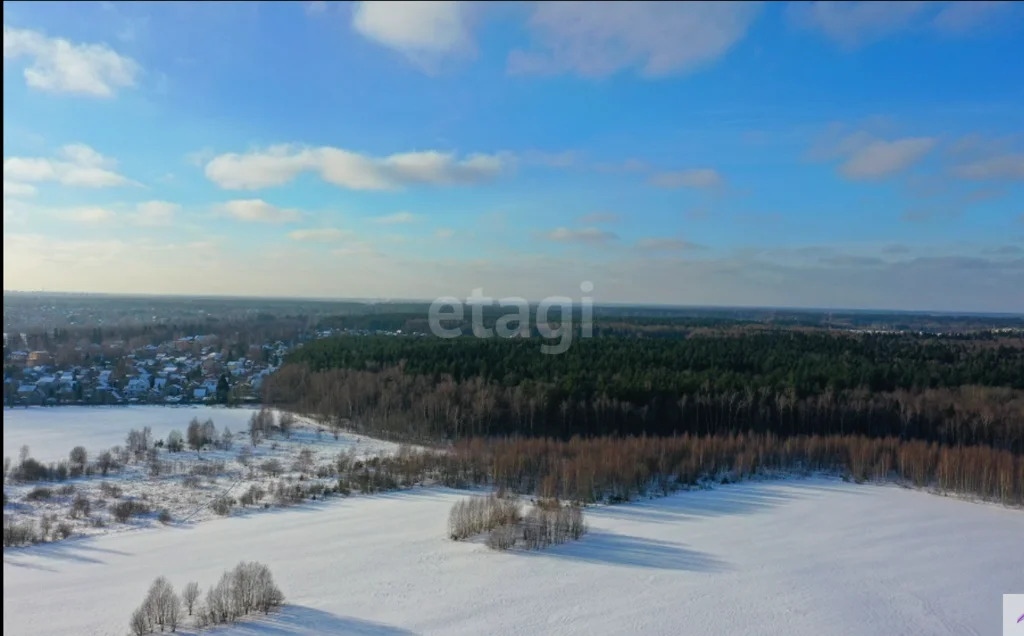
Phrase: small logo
[{"left": 1007, "top": 595, "right": 1024, "bottom": 635}]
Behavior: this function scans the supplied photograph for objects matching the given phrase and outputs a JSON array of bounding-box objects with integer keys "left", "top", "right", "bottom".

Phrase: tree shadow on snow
[
  {"left": 194, "top": 605, "right": 417, "bottom": 635},
  {"left": 518, "top": 531, "right": 729, "bottom": 572},
  {"left": 3, "top": 538, "right": 130, "bottom": 568},
  {"left": 591, "top": 482, "right": 798, "bottom": 525}
]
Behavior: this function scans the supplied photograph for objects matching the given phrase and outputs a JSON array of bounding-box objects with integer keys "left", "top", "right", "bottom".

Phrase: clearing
[{"left": 4, "top": 478, "right": 1021, "bottom": 635}]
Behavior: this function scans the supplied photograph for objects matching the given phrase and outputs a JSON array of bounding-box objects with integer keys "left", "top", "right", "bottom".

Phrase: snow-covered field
[
  {"left": 3, "top": 406, "right": 400, "bottom": 538},
  {"left": 5, "top": 478, "right": 1021, "bottom": 636},
  {"left": 3, "top": 406, "right": 263, "bottom": 462}
]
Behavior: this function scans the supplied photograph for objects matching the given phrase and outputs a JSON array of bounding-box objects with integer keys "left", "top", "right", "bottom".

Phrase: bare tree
[
  {"left": 68, "top": 446, "right": 87, "bottom": 476},
  {"left": 136, "top": 576, "right": 179, "bottom": 633},
  {"left": 129, "top": 606, "right": 149, "bottom": 636},
  {"left": 182, "top": 581, "right": 200, "bottom": 616},
  {"left": 278, "top": 412, "right": 296, "bottom": 439},
  {"left": 201, "top": 419, "right": 217, "bottom": 447},
  {"left": 187, "top": 418, "right": 203, "bottom": 454},
  {"left": 96, "top": 450, "right": 115, "bottom": 476},
  {"left": 166, "top": 430, "right": 184, "bottom": 453}
]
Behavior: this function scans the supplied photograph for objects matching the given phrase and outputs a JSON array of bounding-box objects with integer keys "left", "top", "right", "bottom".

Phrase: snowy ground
[
  {"left": 3, "top": 406, "right": 400, "bottom": 539},
  {"left": 3, "top": 406, "right": 264, "bottom": 463},
  {"left": 5, "top": 478, "right": 1021, "bottom": 636}
]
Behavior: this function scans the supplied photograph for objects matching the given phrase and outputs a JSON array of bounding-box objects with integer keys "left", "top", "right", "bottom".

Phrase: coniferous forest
[{"left": 264, "top": 322, "right": 1024, "bottom": 505}]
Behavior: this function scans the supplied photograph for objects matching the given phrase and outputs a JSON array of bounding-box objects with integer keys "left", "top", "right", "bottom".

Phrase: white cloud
[
  {"left": 352, "top": 1, "right": 473, "bottom": 71},
  {"left": 216, "top": 199, "right": 302, "bottom": 223},
  {"left": 509, "top": 2, "right": 760, "bottom": 78},
  {"left": 788, "top": 1, "right": 929, "bottom": 48},
  {"left": 205, "top": 145, "right": 507, "bottom": 190},
  {"left": 131, "top": 201, "right": 179, "bottom": 227},
  {"left": 932, "top": 1, "right": 1013, "bottom": 35},
  {"left": 373, "top": 211, "right": 417, "bottom": 224},
  {"left": 635, "top": 237, "right": 703, "bottom": 251},
  {"left": 839, "top": 137, "right": 937, "bottom": 180},
  {"left": 288, "top": 228, "right": 353, "bottom": 242},
  {"left": 2, "top": 26, "right": 140, "bottom": 97},
  {"left": 434, "top": 228, "right": 455, "bottom": 239},
  {"left": 305, "top": 1, "right": 330, "bottom": 16},
  {"left": 649, "top": 168, "right": 725, "bottom": 189},
  {"left": 3, "top": 144, "right": 133, "bottom": 188},
  {"left": 3, "top": 180, "right": 37, "bottom": 197},
  {"left": 59, "top": 206, "right": 117, "bottom": 224},
  {"left": 953, "top": 154, "right": 1024, "bottom": 181},
  {"left": 541, "top": 226, "right": 618, "bottom": 244}
]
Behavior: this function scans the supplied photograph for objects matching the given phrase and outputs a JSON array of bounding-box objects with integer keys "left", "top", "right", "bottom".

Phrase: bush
[
  {"left": 25, "top": 486, "right": 53, "bottom": 501},
  {"left": 99, "top": 481, "right": 123, "bottom": 498},
  {"left": 211, "top": 495, "right": 234, "bottom": 516},
  {"left": 3, "top": 515, "right": 37, "bottom": 546},
  {"left": 260, "top": 458, "right": 283, "bottom": 477},
  {"left": 239, "top": 485, "right": 265, "bottom": 507},
  {"left": 57, "top": 483, "right": 76, "bottom": 496},
  {"left": 71, "top": 493, "right": 91, "bottom": 518},
  {"left": 55, "top": 521, "right": 74, "bottom": 540},
  {"left": 157, "top": 508, "right": 172, "bottom": 524},
  {"left": 15, "top": 457, "right": 50, "bottom": 482},
  {"left": 112, "top": 500, "right": 150, "bottom": 523},
  {"left": 485, "top": 523, "right": 518, "bottom": 550}
]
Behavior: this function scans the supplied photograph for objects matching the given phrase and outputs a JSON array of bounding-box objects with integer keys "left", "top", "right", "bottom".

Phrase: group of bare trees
[
  {"left": 342, "top": 432, "right": 1022, "bottom": 507},
  {"left": 448, "top": 494, "right": 522, "bottom": 541},
  {"left": 519, "top": 501, "right": 587, "bottom": 550},
  {"left": 447, "top": 494, "right": 587, "bottom": 551},
  {"left": 130, "top": 577, "right": 180, "bottom": 634},
  {"left": 130, "top": 562, "right": 283, "bottom": 634}
]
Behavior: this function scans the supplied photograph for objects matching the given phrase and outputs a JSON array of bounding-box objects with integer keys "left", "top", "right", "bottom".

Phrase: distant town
[{"left": 3, "top": 327, "right": 409, "bottom": 408}]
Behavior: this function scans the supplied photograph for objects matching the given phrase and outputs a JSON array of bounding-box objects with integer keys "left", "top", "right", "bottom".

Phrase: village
[{"left": 3, "top": 334, "right": 291, "bottom": 407}]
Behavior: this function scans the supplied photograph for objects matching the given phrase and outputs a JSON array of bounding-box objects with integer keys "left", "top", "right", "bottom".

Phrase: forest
[{"left": 268, "top": 331, "right": 1024, "bottom": 451}]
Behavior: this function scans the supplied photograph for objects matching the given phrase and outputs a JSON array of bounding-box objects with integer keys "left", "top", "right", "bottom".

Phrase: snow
[
  {"left": 3, "top": 407, "right": 400, "bottom": 539},
  {"left": 5, "top": 478, "right": 1021, "bottom": 635},
  {"left": 3, "top": 406, "right": 263, "bottom": 462}
]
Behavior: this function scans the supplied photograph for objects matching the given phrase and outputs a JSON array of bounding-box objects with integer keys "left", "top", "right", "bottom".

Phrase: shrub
[
  {"left": 3, "top": 515, "right": 37, "bottom": 546},
  {"left": 99, "top": 481, "right": 123, "bottom": 498},
  {"left": 157, "top": 508, "right": 172, "bottom": 524},
  {"left": 71, "top": 493, "right": 92, "bottom": 518},
  {"left": 485, "top": 523, "right": 518, "bottom": 550},
  {"left": 55, "top": 521, "right": 73, "bottom": 540},
  {"left": 112, "top": 500, "right": 150, "bottom": 523},
  {"left": 260, "top": 458, "right": 283, "bottom": 477},
  {"left": 57, "top": 483, "right": 76, "bottom": 496},
  {"left": 25, "top": 486, "right": 53, "bottom": 501},
  {"left": 239, "top": 485, "right": 265, "bottom": 507},
  {"left": 211, "top": 495, "right": 234, "bottom": 516}
]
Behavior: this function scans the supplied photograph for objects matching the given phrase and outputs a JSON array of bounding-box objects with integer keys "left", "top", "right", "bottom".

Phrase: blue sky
[{"left": 3, "top": 1, "right": 1023, "bottom": 311}]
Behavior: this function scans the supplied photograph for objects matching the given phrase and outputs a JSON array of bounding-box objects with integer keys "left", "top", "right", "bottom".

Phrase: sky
[{"left": 2, "top": 1, "right": 1023, "bottom": 312}]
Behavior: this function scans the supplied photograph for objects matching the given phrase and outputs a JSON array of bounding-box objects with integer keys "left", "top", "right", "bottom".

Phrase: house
[
  {"left": 17, "top": 384, "right": 43, "bottom": 405},
  {"left": 27, "top": 351, "right": 54, "bottom": 366},
  {"left": 124, "top": 376, "right": 151, "bottom": 396},
  {"left": 153, "top": 377, "right": 168, "bottom": 392}
]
